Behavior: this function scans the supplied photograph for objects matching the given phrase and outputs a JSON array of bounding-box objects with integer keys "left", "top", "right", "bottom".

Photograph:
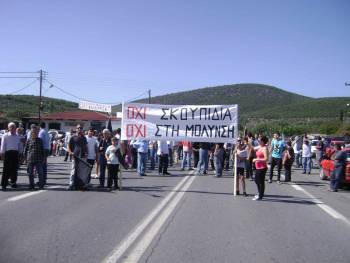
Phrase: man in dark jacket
[
  {"left": 24, "top": 125, "right": 45, "bottom": 190},
  {"left": 67, "top": 125, "right": 88, "bottom": 190},
  {"left": 283, "top": 141, "right": 295, "bottom": 182},
  {"left": 329, "top": 144, "right": 346, "bottom": 192}
]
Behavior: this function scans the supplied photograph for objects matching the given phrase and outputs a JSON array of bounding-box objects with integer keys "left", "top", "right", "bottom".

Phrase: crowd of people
[{"left": 0, "top": 122, "right": 348, "bottom": 199}]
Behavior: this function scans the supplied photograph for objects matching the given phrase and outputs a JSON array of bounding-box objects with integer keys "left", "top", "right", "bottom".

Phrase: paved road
[{"left": 0, "top": 157, "right": 349, "bottom": 263}]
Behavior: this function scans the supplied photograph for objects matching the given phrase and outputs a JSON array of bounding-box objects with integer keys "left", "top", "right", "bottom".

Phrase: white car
[
  {"left": 48, "top": 129, "right": 65, "bottom": 140},
  {"left": 311, "top": 139, "right": 318, "bottom": 154},
  {"left": 0, "top": 129, "right": 6, "bottom": 139}
]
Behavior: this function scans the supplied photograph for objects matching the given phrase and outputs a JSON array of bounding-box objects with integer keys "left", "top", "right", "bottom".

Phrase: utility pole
[
  {"left": 148, "top": 89, "right": 151, "bottom": 104},
  {"left": 38, "top": 69, "right": 43, "bottom": 124}
]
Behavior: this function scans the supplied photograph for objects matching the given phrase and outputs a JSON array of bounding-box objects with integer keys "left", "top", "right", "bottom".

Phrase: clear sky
[{"left": 0, "top": 0, "right": 349, "bottom": 104}]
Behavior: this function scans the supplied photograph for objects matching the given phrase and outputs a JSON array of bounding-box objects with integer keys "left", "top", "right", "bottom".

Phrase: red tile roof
[{"left": 36, "top": 111, "right": 119, "bottom": 121}]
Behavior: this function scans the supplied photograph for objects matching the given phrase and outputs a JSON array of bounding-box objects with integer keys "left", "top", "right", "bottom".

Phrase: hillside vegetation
[
  {"left": 0, "top": 95, "right": 78, "bottom": 119},
  {"left": 114, "top": 84, "right": 347, "bottom": 119},
  {"left": 2, "top": 84, "right": 349, "bottom": 135}
]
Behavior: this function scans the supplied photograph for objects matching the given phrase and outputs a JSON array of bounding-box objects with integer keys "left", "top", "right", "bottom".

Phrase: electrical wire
[
  {"left": 0, "top": 71, "right": 38, "bottom": 74},
  {"left": 45, "top": 79, "right": 84, "bottom": 101},
  {"left": 0, "top": 76, "right": 37, "bottom": 78},
  {"left": 45, "top": 79, "right": 150, "bottom": 105},
  {"left": 7, "top": 79, "right": 39, "bottom": 95}
]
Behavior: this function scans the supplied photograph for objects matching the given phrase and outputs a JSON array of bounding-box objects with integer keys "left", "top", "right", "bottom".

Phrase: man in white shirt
[
  {"left": 38, "top": 122, "right": 50, "bottom": 185},
  {"left": 302, "top": 139, "right": 312, "bottom": 174},
  {"left": 64, "top": 129, "right": 74, "bottom": 162},
  {"left": 86, "top": 128, "right": 98, "bottom": 172},
  {"left": 157, "top": 140, "right": 170, "bottom": 175},
  {"left": 1, "top": 122, "right": 22, "bottom": 190}
]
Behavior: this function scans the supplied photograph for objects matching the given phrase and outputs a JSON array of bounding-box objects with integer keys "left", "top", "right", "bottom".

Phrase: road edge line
[
  {"left": 102, "top": 174, "right": 192, "bottom": 263},
  {"left": 291, "top": 184, "right": 350, "bottom": 226},
  {"left": 122, "top": 175, "right": 196, "bottom": 263}
]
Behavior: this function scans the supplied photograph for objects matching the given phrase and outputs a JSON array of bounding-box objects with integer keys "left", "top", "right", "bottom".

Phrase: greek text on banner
[
  {"left": 79, "top": 100, "right": 112, "bottom": 113},
  {"left": 121, "top": 103, "right": 238, "bottom": 143}
]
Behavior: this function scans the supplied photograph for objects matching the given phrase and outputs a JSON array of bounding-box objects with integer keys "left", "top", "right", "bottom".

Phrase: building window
[
  {"left": 90, "top": 121, "right": 102, "bottom": 131},
  {"left": 49, "top": 122, "right": 61, "bottom": 130}
]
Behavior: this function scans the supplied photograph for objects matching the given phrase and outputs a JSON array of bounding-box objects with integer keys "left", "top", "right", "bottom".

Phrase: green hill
[
  {"left": 0, "top": 95, "right": 78, "bottom": 120},
  {"left": 2, "top": 84, "right": 349, "bottom": 135},
  {"left": 113, "top": 83, "right": 347, "bottom": 119}
]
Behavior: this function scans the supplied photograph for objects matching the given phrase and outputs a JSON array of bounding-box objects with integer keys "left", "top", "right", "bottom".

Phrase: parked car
[
  {"left": 319, "top": 147, "right": 350, "bottom": 185},
  {"left": 311, "top": 139, "right": 318, "bottom": 157},
  {"left": 48, "top": 129, "right": 65, "bottom": 140}
]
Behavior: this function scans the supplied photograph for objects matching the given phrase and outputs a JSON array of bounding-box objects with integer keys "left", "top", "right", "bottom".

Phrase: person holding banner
[
  {"left": 252, "top": 136, "right": 269, "bottom": 201},
  {"left": 181, "top": 140, "right": 193, "bottom": 171},
  {"left": 157, "top": 140, "right": 170, "bottom": 175},
  {"left": 192, "top": 142, "right": 200, "bottom": 169},
  {"left": 213, "top": 143, "right": 224, "bottom": 177},
  {"left": 132, "top": 139, "right": 148, "bottom": 177},
  {"left": 196, "top": 142, "right": 211, "bottom": 175},
  {"left": 235, "top": 139, "right": 248, "bottom": 196}
]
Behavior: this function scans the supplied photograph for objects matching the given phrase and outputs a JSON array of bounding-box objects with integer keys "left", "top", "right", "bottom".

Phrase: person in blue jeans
[
  {"left": 302, "top": 139, "right": 312, "bottom": 174},
  {"left": 38, "top": 122, "right": 50, "bottom": 185},
  {"left": 181, "top": 141, "right": 192, "bottom": 171},
  {"left": 196, "top": 142, "right": 211, "bottom": 175},
  {"left": 133, "top": 139, "right": 148, "bottom": 176},
  {"left": 269, "top": 132, "right": 285, "bottom": 184},
  {"left": 214, "top": 143, "right": 224, "bottom": 177},
  {"left": 329, "top": 144, "right": 346, "bottom": 192}
]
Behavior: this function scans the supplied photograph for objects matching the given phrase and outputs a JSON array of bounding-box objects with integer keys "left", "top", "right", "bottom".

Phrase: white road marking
[
  {"left": 291, "top": 184, "right": 350, "bottom": 226},
  {"left": 102, "top": 174, "right": 195, "bottom": 263},
  {"left": 122, "top": 175, "right": 196, "bottom": 263},
  {"left": 6, "top": 185, "right": 61, "bottom": 202}
]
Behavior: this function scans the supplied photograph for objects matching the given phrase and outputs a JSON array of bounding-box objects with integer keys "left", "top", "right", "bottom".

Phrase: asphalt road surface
[{"left": 0, "top": 156, "right": 349, "bottom": 263}]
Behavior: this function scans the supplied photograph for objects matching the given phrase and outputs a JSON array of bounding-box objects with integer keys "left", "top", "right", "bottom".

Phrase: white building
[{"left": 23, "top": 111, "right": 121, "bottom": 132}]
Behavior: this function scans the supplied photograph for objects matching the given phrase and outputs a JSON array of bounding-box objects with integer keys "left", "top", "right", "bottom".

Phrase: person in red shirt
[{"left": 252, "top": 136, "right": 269, "bottom": 201}]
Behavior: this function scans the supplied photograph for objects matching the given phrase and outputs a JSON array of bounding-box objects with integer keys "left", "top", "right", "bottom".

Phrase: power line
[
  {"left": 0, "top": 71, "right": 38, "bottom": 74},
  {"left": 45, "top": 79, "right": 150, "bottom": 105},
  {"left": 0, "top": 76, "right": 38, "bottom": 78},
  {"left": 8, "top": 79, "right": 39, "bottom": 95},
  {"left": 126, "top": 91, "right": 149, "bottom": 102},
  {"left": 45, "top": 79, "right": 84, "bottom": 101}
]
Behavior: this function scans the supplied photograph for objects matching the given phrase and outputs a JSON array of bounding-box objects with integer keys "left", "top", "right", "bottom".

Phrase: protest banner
[
  {"left": 121, "top": 103, "right": 238, "bottom": 143},
  {"left": 79, "top": 100, "right": 112, "bottom": 113}
]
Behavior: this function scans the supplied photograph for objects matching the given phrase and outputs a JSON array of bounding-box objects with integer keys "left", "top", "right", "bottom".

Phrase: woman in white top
[
  {"left": 235, "top": 140, "right": 248, "bottom": 196},
  {"left": 105, "top": 137, "right": 121, "bottom": 190},
  {"left": 302, "top": 140, "right": 312, "bottom": 174}
]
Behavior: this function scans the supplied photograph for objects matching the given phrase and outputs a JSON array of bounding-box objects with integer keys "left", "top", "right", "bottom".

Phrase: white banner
[
  {"left": 79, "top": 100, "right": 112, "bottom": 113},
  {"left": 121, "top": 103, "right": 238, "bottom": 143}
]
